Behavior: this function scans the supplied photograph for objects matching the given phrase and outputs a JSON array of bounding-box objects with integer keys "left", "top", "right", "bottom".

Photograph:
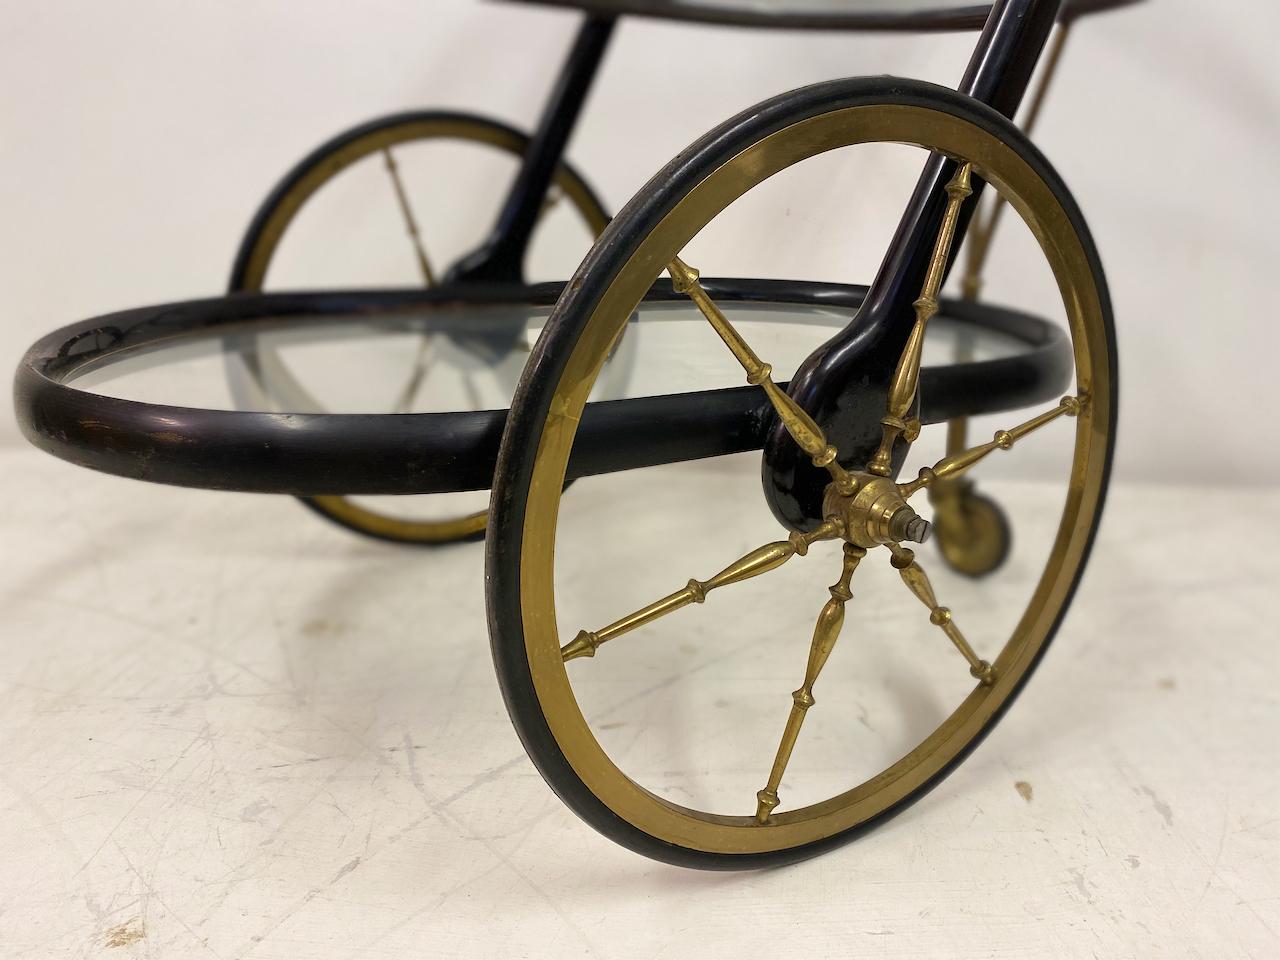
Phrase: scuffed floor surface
[{"left": 1, "top": 448, "right": 1276, "bottom": 959}]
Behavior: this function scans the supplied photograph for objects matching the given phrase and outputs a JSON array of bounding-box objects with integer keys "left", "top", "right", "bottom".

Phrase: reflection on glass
[{"left": 70, "top": 298, "right": 1028, "bottom": 413}]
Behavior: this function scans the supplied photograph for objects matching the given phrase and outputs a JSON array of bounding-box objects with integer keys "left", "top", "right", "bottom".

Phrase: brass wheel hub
[{"left": 822, "top": 474, "right": 932, "bottom": 550}]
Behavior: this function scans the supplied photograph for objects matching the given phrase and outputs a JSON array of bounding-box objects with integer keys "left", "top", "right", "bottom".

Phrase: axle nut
[{"left": 889, "top": 507, "right": 932, "bottom": 544}]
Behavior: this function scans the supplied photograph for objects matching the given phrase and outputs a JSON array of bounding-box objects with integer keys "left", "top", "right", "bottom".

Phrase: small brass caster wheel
[{"left": 931, "top": 484, "right": 1012, "bottom": 578}]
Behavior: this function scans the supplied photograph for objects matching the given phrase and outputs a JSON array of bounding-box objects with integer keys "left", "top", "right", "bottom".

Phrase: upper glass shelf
[{"left": 498, "top": 0, "right": 1142, "bottom": 31}]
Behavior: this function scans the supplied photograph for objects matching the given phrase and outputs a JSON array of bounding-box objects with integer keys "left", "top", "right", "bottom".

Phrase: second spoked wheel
[
  {"left": 229, "top": 111, "right": 609, "bottom": 544},
  {"left": 488, "top": 78, "right": 1115, "bottom": 868}
]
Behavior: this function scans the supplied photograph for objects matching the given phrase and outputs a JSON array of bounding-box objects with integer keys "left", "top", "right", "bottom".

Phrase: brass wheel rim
[
  {"left": 237, "top": 117, "right": 610, "bottom": 544},
  {"left": 516, "top": 103, "right": 1112, "bottom": 853}
]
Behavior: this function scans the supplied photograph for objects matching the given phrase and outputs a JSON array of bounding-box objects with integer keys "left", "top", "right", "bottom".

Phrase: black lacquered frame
[{"left": 15, "top": 280, "right": 1070, "bottom": 494}]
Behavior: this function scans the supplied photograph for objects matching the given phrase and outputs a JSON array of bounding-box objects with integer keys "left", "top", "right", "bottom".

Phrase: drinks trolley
[{"left": 14, "top": 0, "right": 1133, "bottom": 867}]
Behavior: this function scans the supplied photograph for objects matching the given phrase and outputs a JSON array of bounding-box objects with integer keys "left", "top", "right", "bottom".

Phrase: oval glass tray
[{"left": 15, "top": 279, "right": 1070, "bottom": 495}]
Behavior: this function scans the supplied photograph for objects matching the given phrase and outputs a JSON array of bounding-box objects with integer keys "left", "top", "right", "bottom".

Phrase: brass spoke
[
  {"left": 382, "top": 148, "right": 437, "bottom": 287},
  {"left": 755, "top": 543, "right": 865, "bottom": 823},
  {"left": 668, "top": 257, "right": 856, "bottom": 496},
  {"left": 381, "top": 148, "right": 439, "bottom": 414},
  {"left": 562, "top": 518, "right": 842, "bottom": 662},
  {"left": 888, "top": 544, "right": 995, "bottom": 685},
  {"left": 899, "top": 394, "right": 1084, "bottom": 498},
  {"left": 390, "top": 335, "right": 436, "bottom": 413},
  {"left": 867, "top": 162, "right": 974, "bottom": 477}
]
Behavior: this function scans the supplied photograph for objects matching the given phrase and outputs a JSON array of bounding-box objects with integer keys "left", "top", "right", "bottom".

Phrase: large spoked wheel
[
  {"left": 487, "top": 78, "right": 1116, "bottom": 868},
  {"left": 229, "top": 111, "right": 610, "bottom": 545}
]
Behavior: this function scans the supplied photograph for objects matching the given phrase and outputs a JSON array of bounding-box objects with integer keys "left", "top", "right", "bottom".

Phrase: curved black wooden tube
[{"left": 14, "top": 280, "right": 1070, "bottom": 495}]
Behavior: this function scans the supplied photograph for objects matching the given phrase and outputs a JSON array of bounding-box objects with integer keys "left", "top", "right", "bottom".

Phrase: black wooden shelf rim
[{"left": 14, "top": 279, "right": 1071, "bottom": 495}]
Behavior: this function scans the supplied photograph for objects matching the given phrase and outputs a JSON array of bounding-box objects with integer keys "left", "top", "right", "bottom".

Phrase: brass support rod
[
  {"left": 383, "top": 148, "right": 437, "bottom": 287},
  {"left": 936, "top": 325, "right": 978, "bottom": 465},
  {"left": 867, "top": 163, "right": 974, "bottom": 477},
  {"left": 943, "top": 413, "right": 970, "bottom": 461},
  {"left": 931, "top": 336, "right": 978, "bottom": 512},
  {"left": 888, "top": 545, "right": 995, "bottom": 685},
  {"left": 949, "top": 24, "right": 1072, "bottom": 454},
  {"left": 899, "top": 395, "right": 1083, "bottom": 498},
  {"left": 561, "top": 518, "right": 843, "bottom": 662},
  {"left": 960, "top": 22, "right": 1072, "bottom": 301},
  {"left": 755, "top": 543, "right": 866, "bottom": 824},
  {"left": 668, "top": 257, "right": 857, "bottom": 496}
]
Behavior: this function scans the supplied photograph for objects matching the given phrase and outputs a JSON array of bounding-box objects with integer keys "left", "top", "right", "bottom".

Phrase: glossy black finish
[
  {"left": 446, "top": 17, "right": 616, "bottom": 284},
  {"left": 13, "top": 281, "right": 1069, "bottom": 495},
  {"left": 502, "top": 0, "right": 1142, "bottom": 32},
  {"left": 760, "top": 0, "right": 1063, "bottom": 532}
]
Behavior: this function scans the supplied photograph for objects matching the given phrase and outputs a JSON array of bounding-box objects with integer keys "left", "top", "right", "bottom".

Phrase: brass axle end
[{"left": 890, "top": 507, "right": 932, "bottom": 545}]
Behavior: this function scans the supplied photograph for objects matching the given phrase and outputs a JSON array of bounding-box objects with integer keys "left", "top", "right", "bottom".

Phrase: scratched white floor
[{"left": 2, "top": 447, "right": 1277, "bottom": 959}]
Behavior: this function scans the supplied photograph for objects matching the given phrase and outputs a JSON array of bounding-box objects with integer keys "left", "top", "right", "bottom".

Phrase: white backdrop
[{"left": 2, "top": 0, "right": 1276, "bottom": 483}]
